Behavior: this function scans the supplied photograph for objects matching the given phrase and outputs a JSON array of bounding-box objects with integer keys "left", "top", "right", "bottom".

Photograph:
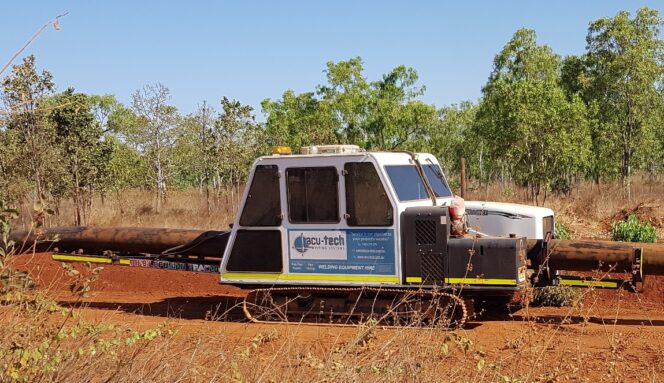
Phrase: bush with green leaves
[
  {"left": 0, "top": 202, "right": 174, "bottom": 382},
  {"left": 0, "top": 205, "right": 36, "bottom": 293},
  {"left": 532, "top": 285, "right": 583, "bottom": 307},
  {"left": 554, "top": 222, "right": 572, "bottom": 240},
  {"left": 611, "top": 214, "right": 657, "bottom": 243}
]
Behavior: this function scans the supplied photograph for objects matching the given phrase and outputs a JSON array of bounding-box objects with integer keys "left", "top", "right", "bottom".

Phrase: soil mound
[{"left": 602, "top": 203, "right": 663, "bottom": 231}]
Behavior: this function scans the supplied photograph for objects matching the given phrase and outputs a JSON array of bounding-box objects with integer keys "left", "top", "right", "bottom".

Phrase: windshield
[
  {"left": 385, "top": 165, "right": 429, "bottom": 201},
  {"left": 423, "top": 164, "right": 453, "bottom": 198},
  {"left": 385, "top": 163, "right": 453, "bottom": 201}
]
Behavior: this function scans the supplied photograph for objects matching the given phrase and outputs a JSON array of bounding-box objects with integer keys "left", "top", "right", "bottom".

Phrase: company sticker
[
  {"left": 290, "top": 231, "right": 347, "bottom": 260},
  {"left": 288, "top": 229, "right": 395, "bottom": 275}
]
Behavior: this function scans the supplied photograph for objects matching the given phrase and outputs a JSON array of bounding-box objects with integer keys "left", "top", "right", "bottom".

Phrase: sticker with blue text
[{"left": 288, "top": 229, "right": 395, "bottom": 275}]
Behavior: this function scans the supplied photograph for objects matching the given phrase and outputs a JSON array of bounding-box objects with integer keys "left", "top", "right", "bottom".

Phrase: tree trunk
[
  {"left": 205, "top": 181, "right": 211, "bottom": 217},
  {"left": 73, "top": 155, "right": 82, "bottom": 226},
  {"left": 478, "top": 147, "right": 484, "bottom": 189},
  {"left": 622, "top": 143, "right": 632, "bottom": 201}
]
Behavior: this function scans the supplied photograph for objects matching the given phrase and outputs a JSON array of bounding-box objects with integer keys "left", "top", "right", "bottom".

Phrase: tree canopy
[{"left": 2, "top": 7, "right": 664, "bottom": 216}]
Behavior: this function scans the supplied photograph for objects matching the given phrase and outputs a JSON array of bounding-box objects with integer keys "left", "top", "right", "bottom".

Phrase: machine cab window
[
  {"left": 385, "top": 165, "right": 429, "bottom": 201},
  {"left": 344, "top": 162, "right": 393, "bottom": 226},
  {"left": 385, "top": 164, "right": 453, "bottom": 201},
  {"left": 423, "top": 164, "right": 453, "bottom": 198},
  {"left": 239, "top": 165, "right": 282, "bottom": 226},
  {"left": 286, "top": 167, "right": 340, "bottom": 223}
]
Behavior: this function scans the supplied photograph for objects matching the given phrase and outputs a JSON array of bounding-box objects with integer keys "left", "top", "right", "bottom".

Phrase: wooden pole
[{"left": 460, "top": 157, "right": 467, "bottom": 199}]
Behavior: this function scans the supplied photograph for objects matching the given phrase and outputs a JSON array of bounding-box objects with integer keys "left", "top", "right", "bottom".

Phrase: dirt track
[{"left": 10, "top": 252, "right": 664, "bottom": 381}]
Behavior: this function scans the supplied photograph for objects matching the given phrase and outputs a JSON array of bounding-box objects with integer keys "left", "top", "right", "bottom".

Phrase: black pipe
[{"left": 10, "top": 226, "right": 229, "bottom": 258}]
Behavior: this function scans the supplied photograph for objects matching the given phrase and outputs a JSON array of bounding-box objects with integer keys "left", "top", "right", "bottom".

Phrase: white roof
[{"left": 261, "top": 151, "right": 440, "bottom": 167}]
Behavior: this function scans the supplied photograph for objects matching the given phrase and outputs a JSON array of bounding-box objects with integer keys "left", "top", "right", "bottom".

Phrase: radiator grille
[
  {"left": 421, "top": 252, "right": 445, "bottom": 283},
  {"left": 415, "top": 220, "right": 436, "bottom": 245}
]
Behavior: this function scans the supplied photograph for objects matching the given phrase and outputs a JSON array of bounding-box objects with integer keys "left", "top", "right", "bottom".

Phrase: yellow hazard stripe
[
  {"left": 407, "top": 276, "right": 514, "bottom": 285},
  {"left": 445, "top": 277, "right": 517, "bottom": 286},
  {"left": 52, "top": 254, "right": 112, "bottom": 264},
  {"left": 223, "top": 274, "right": 515, "bottom": 285},
  {"left": 559, "top": 279, "right": 618, "bottom": 288},
  {"left": 222, "top": 273, "right": 399, "bottom": 283}
]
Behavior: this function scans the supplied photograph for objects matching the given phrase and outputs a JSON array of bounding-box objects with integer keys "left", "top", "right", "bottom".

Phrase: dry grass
[
  {"left": 11, "top": 177, "right": 664, "bottom": 240},
  {"left": 0, "top": 273, "right": 662, "bottom": 382},
  {"left": 13, "top": 187, "right": 243, "bottom": 231},
  {"left": 2, "top": 177, "right": 663, "bottom": 381},
  {"left": 467, "top": 176, "right": 664, "bottom": 240}
]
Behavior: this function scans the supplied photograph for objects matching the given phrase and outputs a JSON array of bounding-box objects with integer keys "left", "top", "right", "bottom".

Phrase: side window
[
  {"left": 239, "top": 165, "right": 282, "bottom": 226},
  {"left": 345, "top": 162, "right": 393, "bottom": 226},
  {"left": 287, "top": 167, "right": 339, "bottom": 223}
]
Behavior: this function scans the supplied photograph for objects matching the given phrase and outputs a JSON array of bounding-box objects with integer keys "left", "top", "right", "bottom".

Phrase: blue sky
[{"left": 2, "top": 1, "right": 662, "bottom": 118}]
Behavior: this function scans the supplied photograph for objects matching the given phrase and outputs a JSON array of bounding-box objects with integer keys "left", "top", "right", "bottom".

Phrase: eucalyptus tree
[
  {"left": 476, "top": 29, "right": 591, "bottom": 204},
  {"left": 584, "top": 7, "right": 664, "bottom": 197},
  {"left": 174, "top": 102, "right": 216, "bottom": 212},
  {"left": 97, "top": 102, "right": 148, "bottom": 194},
  {"left": 416, "top": 102, "right": 478, "bottom": 181},
  {"left": 366, "top": 65, "right": 429, "bottom": 150},
  {"left": 130, "top": 83, "right": 179, "bottom": 212},
  {"left": 263, "top": 57, "right": 433, "bottom": 152},
  {"left": 318, "top": 57, "right": 371, "bottom": 146},
  {"left": 88, "top": 94, "right": 121, "bottom": 133},
  {"left": 0, "top": 55, "right": 55, "bottom": 200},
  {"left": 49, "top": 89, "right": 111, "bottom": 224},
  {"left": 214, "top": 97, "right": 263, "bottom": 212},
  {"left": 262, "top": 90, "right": 338, "bottom": 150}
]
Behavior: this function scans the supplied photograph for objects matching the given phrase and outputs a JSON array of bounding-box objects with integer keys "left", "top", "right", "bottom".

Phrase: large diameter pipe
[
  {"left": 11, "top": 228, "right": 664, "bottom": 276},
  {"left": 9, "top": 226, "right": 228, "bottom": 258},
  {"left": 641, "top": 243, "right": 664, "bottom": 275},
  {"left": 527, "top": 239, "right": 664, "bottom": 275}
]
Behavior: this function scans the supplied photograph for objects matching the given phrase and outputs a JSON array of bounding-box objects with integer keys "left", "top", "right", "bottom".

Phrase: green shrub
[
  {"left": 611, "top": 214, "right": 657, "bottom": 243},
  {"left": 0, "top": 205, "right": 35, "bottom": 293},
  {"left": 0, "top": 203, "right": 174, "bottom": 382},
  {"left": 554, "top": 222, "right": 572, "bottom": 240},
  {"left": 532, "top": 285, "right": 583, "bottom": 307}
]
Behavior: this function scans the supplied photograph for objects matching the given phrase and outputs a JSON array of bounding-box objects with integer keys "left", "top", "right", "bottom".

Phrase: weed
[
  {"left": 554, "top": 221, "right": 572, "bottom": 240},
  {"left": 0, "top": 183, "right": 662, "bottom": 381},
  {"left": 0, "top": 205, "right": 35, "bottom": 293},
  {"left": 61, "top": 262, "right": 103, "bottom": 298},
  {"left": 503, "top": 336, "right": 525, "bottom": 350},
  {"left": 239, "top": 329, "right": 278, "bottom": 358},
  {"left": 352, "top": 317, "right": 378, "bottom": 349},
  {"left": 0, "top": 286, "right": 174, "bottom": 382},
  {"left": 532, "top": 285, "right": 583, "bottom": 307},
  {"left": 611, "top": 214, "right": 657, "bottom": 243}
]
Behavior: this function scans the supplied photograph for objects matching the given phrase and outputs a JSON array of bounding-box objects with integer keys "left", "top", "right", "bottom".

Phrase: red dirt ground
[
  {"left": 9, "top": 252, "right": 664, "bottom": 381},
  {"left": 12, "top": 251, "right": 662, "bottom": 311}
]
